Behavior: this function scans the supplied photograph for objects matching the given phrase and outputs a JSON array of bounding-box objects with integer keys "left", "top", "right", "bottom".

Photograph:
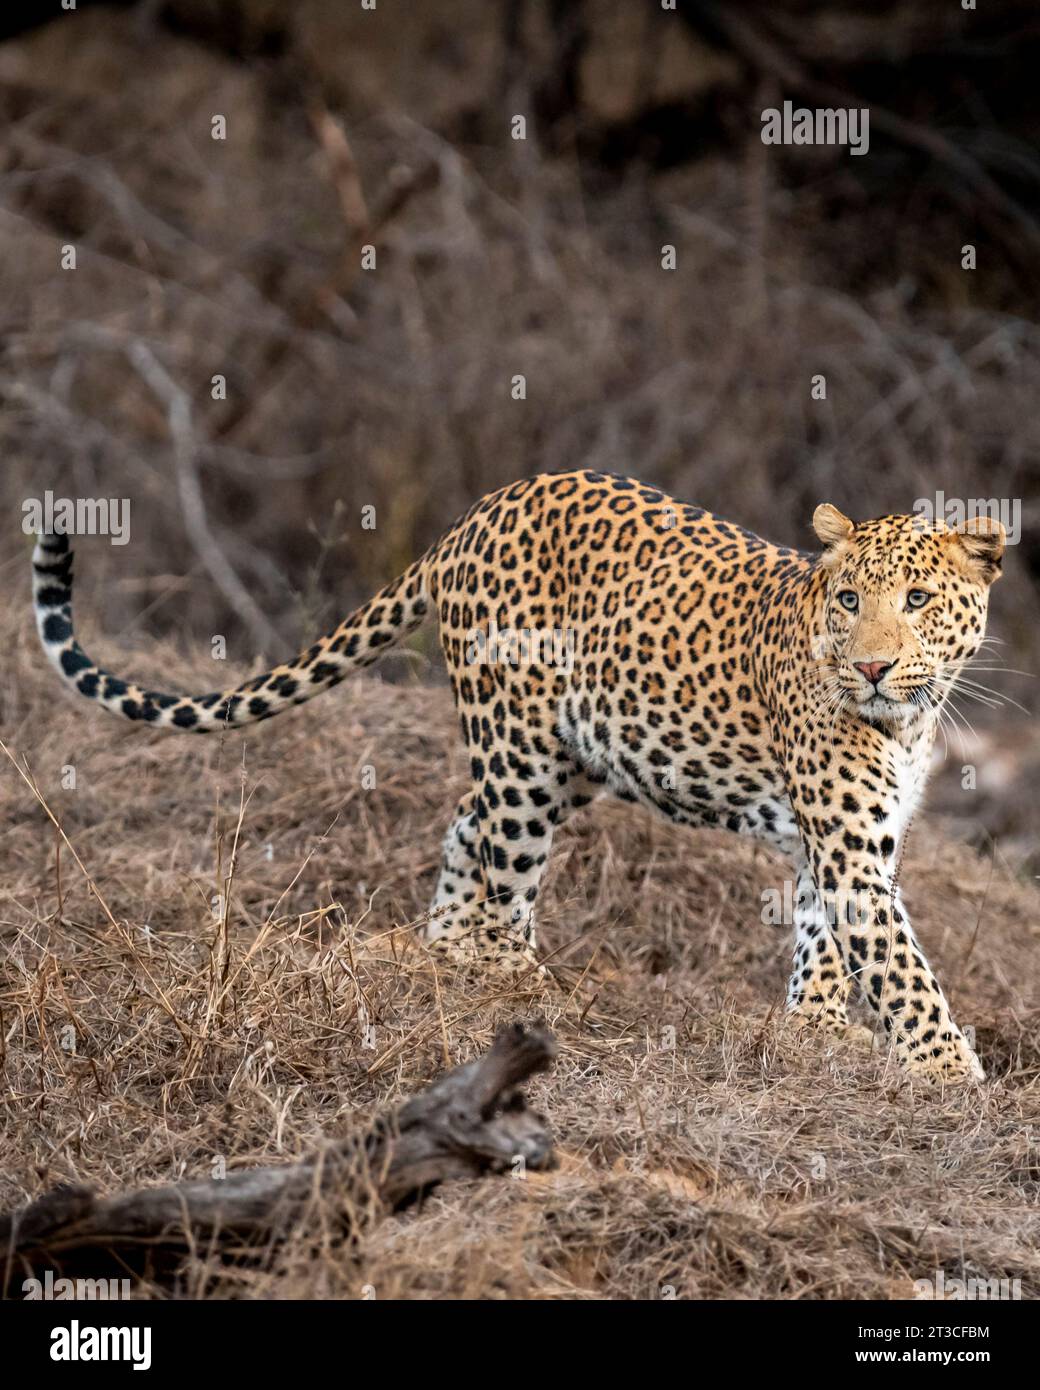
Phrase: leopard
[{"left": 32, "top": 469, "right": 1006, "bottom": 1083}]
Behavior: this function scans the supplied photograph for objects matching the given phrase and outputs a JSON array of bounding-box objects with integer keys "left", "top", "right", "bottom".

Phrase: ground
[{"left": 2, "top": 617, "right": 1039, "bottom": 1300}]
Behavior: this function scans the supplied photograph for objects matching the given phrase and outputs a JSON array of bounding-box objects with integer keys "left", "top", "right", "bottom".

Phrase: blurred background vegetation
[{"left": 1, "top": 0, "right": 1037, "bottom": 848}]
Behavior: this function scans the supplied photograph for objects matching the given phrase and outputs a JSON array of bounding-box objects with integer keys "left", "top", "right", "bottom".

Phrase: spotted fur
[{"left": 32, "top": 471, "right": 1005, "bottom": 1083}]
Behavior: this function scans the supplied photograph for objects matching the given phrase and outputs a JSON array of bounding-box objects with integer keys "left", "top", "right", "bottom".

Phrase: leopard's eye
[
  {"left": 836, "top": 590, "right": 859, "bottom": 613},
  {"left": 906, "top": 589, "right": 932, "bottom": 610}
]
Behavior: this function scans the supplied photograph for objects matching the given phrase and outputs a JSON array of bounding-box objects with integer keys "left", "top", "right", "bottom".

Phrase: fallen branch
[{"left": 1, "top": 1022, "right": 556, "bottom": 1291}]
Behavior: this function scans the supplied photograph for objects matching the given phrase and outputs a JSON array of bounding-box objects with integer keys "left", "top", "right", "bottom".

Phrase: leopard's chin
[{"left": 855, "top": 693, "right": 916, "bottom": 726}]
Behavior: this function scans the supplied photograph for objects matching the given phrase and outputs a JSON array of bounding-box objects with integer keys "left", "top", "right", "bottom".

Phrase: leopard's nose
[{"left": 853, "top": 660, "right": 894, "bottom": 687}]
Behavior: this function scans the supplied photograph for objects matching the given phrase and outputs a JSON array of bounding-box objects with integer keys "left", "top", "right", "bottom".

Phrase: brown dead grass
[{"left": 2, "top": 607, "right": 1040, "bottom": 1301}]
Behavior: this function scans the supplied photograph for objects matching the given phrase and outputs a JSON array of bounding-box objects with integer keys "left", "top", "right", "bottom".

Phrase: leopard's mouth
[{"left": 855, "top": 686, "right": 935, "bottom": 725}]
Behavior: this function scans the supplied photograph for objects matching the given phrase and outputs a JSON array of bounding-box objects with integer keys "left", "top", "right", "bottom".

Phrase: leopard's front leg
[
  {"left": 780, "top": 719, "right": 984, "bottom": 1084},
  {"left": 836, "top": 882, "right": 981, "bottom": 1081},
  {"left": 800, "top": 834, "right": 983, "bottom": 1083},
  {"left": 786, "top": 861, "right": 874, "bottom": 1050}
]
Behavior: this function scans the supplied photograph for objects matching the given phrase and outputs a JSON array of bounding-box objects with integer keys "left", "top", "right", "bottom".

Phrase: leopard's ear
[
  {"left": 813, "top": 504, "right": 854, "bottom": 549},
  {"left": 950, "top": 514, "right": 1005, "bottom": 584}
]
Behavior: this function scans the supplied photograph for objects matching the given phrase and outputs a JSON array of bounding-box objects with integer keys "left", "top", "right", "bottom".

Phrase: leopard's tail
[{"left": 32, "top": 531, "right": 434, "bottom": 733}]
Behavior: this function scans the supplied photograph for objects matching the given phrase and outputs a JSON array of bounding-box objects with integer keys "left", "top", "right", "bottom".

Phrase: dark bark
[{"left": 1, "top": 1022, "right": 556, "bottom": 1292}]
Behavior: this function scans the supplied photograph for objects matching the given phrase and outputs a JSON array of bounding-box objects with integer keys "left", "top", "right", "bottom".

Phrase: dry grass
[{"left": 3, "top": 606, "right": 1040, "bottom": 1301}]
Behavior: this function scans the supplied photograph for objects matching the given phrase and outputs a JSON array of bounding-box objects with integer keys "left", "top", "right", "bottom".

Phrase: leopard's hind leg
[
  {"left": 428, "top": 791, "right": 482, "bottom": 919},
  {"left": 423, "top": 756, "right": 595, "bottom": 974}
]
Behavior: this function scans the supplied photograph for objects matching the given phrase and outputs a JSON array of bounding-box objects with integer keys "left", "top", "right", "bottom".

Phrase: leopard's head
[{"left": 812, "top": 504, "right": 1004, "bottom": 726}]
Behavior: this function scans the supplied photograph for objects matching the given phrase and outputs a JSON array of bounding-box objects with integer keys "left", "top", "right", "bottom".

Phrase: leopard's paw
[
  {"left": 897, "top": 1031, "right": 985, "bottom": 1085},
  {"left": 786, "top": 1005, "right": 876, "bottom": 1051},
  {"left": 423, "top": 931, "right": 545, "bottom": 982},
  {"left": 836, "top": 1022, "right": 879, "bottom": 1052}
]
